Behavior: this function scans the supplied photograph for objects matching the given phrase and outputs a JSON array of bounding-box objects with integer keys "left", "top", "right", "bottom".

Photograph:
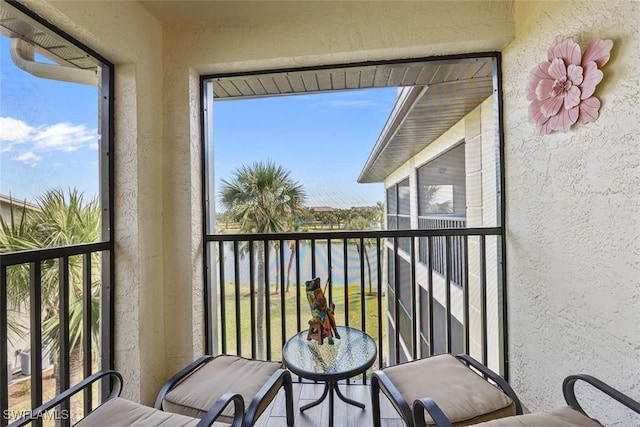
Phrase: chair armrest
[
  {"left": 154, "top": 355, "right": 216, "bottom": 409},
  {"left": 244, "top": 368, "right": 291, "bottom": 426},
  {"left": 455, "top": 354, "right": 523, "bottom": 415},
  {"left": 563, "top": 374, "right": 640, "bottom": 418},
  {"left": 413, "top": 397, "right": 454, "bottom": 427},
  {"left": 196, "top": 392, "right": 245, "bottom": 427},
  {"left": 8, "top": 370, "right": 123, "bottom": 427},
  {"left": 371, "top": 370, "right": 413, "bottom": 424}
]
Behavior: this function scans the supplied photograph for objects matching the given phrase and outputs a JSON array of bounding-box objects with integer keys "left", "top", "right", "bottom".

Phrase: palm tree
[
  {"left": 0, "top": 190, "right": 101, "bottom": 421},
  {"left": 369, "top": 202, "right": 385, "bottom": 229},
  {"left": 343, "top": 203, "right": 385, "bottom": 295},
  {"left": 334, "top": 208, "right": 354, "bottom": 230},
  {"left": 219, "top": 161, "right": 307, "bottom": 358},
  {"left": 0, "top": 199, "right": 40, "bottom": 302},
  {"left": 0, "top": 199, "right": 37, "bottom": 364},
  {"left": 284, "top": 217, "right": 312, "bottom": 294},
  {"left": 422, "top": 185, "right": 453, "bottom": 213},
  {"left": 345, "top": 212, "right": 377, "bottom": 295}
]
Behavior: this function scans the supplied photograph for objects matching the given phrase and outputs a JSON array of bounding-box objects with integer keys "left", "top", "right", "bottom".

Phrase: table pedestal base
[{"left": 300, "top": 381, "right": 365, "bottom": 427}]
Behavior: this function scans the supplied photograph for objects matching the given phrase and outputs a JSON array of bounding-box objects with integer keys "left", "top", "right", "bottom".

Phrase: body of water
[{"left": 217, "top": 239, "right": 382, "bottom": 294}]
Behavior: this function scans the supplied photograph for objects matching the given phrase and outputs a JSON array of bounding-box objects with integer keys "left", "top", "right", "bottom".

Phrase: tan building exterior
[
  {"left": 0, "top": 195, "right": 39, "bottom": 224},
  {"left": 363, "top": 91, "right": 504, "bottom": 373}
]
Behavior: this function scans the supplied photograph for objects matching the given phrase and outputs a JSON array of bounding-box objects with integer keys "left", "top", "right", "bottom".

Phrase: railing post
[
  {"left": 463, "top": 237, "right": 470, "bottom": 355},
  {"left": 410, "top": 237, "right": 417, "bottom": 360},
  {"left": 294, "top": 240, "right": 301, "bottom": 337},
  {"left": 359, "top": 237, "right": 365, "bottom": 332},
  {"left": 59, "top": 257, "right": 71, "bottom": 427},
  {"left": 82, "top": 253, "right": 92, "bottom": 415},
  {"left": 480, "top": 236, "right": 488, "bottom": 366},
  {"left": 393, "top": 237, "right": 400, "bottom": 364},
  {"left": 279, "top": 239, "right": 286, "bottom": 352},
  {"left": 204, "top": 227, "right": 503, "bottom": 380},
  {"left": 264, "top": 240, "right": 271, "bottom": 360},
  {"left": 29, "top": 261, "right": 43, "bottom": 427},
  {"left": 376, "top": 238, "right": 383, "bottom": 370},
  {"left": 310, "top": 239, "right": 316, "bottom": 278},
  {"left": 343, "top": 239, "right": 349, "bottom": 329},
  {"left": 249, "top": 241, "right": 256, "bottom": 358},
  {"left": 218, "top": 241, "right": 227, "bottom": 354},
  {"left": 234, "top": 241, "right": 242, "bottom": 356},
  {"left": 445, "top": 235, "right": 452, "bottom": 354},
  {"left": 325, "top": 239, "right": 331, "bottom": 304},
  {"left": 427, "top": 236, "right": 434, "bottom": 357}
]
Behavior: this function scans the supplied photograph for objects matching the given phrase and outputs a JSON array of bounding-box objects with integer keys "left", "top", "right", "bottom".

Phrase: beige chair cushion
[
  {"left": 469, "top": 406, "right": 602, "bottom": 426},
  {"left": 162, "top": 355, "right": 282, "bottom": 424},
  {"left": 74, "top": 397, "right": 231, "bottom": 426},
  {"left": 383, "top": 354, "right": 516, "bottom": 426}
]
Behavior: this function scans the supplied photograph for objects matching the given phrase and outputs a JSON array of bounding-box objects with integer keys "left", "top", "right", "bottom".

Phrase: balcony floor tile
[{"left": 255, "top": 382, "right": 402, "bottom": 427}]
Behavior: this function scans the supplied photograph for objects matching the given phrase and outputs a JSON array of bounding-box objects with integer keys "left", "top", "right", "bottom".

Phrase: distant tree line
[{"left": 217, "top": 203, "right": 384, "bottom": 233}]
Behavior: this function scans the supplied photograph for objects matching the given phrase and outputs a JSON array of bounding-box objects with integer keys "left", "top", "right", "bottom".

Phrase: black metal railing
[
  {"left": 418, "top": 217, "right": 467, "bottom": 287},
  {"left": 1, "top": 242, "right": 111, "bottom": 427},
  {"left": 205, "top": 227, "right": 505, "bottom": 381},
  {"left": 387, "top": 214, "right": 412, "bottom": 253}
]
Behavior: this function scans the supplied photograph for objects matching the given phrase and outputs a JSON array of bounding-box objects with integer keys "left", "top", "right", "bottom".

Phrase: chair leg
[
  {"left": 284, "top": 373, "right": 294, "bottom": 426},
  {"left": 371, "top": 375, "right": 382, "bottom": 427},
  {"left": 371, "top": 371, "right": 414, "bottom": 427}
]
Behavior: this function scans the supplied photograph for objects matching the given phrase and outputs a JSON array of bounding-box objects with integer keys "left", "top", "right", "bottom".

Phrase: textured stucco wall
[
  {"left": 161, "top": 64, "right": 206, "bottom": 372},
  {"left": 22, "top": 0, "right": 516, "bottom": 403},
  {"left": 21, "top": 0, "right": 167, "bottom": 404},
  {"left": 160, "top": 0, "right": 516, "bottom": 376},
  {"left": 19, "top": 1, "right": 639, "bottom": 420},
  {"left": 502, "top": 1, "right": 640, "bottom": 424},
  {"left": 163, "top": 1, "right": 514, "bottom": 76}
]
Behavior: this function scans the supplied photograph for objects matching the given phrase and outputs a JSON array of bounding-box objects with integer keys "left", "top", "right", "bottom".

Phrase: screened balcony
[
  {"left": 1, "top": 224, "right": 504, "bottom": 426},
  {"left": 1, "top": 1, "right": 638, "bottom": 426}
]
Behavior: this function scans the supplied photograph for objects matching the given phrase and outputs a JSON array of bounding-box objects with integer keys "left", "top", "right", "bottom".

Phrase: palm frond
[
  {"left": 219, "top": 160, "right": 307, "bottom": 235},
  {"left": 1, "top": 189, "right": 102, "bottom": 357}
]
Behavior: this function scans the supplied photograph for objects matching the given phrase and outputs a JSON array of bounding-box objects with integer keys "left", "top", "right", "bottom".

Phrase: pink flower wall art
[{"left": 527, "top": 36, "right": 613, "bottom": 134}]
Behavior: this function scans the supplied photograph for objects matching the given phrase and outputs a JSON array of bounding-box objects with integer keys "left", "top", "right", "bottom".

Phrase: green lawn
[{"left": 217, "top": 282, "right": 387, "bottom": 370}]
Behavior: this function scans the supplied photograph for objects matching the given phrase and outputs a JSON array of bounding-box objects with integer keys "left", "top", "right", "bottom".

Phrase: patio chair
[
  {"left": 413, "top": 374, "right": 640, "bottom": 426},
  {"left": 371, "top": 353, "right": 522, "bottom": 427},
  {"left": 155, "top": 354, "right": 294, "bottom": 427},
  {"left": 8, "top": 370, "right": 244, "bottom": 427}
]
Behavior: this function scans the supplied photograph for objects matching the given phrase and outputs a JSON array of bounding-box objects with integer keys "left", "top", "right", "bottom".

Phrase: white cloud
[
  {"left": 0, "top": 117, "right": 34, "bottom": 152},
  {"left": 1, "top": 117, "right": 99, "bottom": 165},
  {"left": 33, "top": 122, "right": 98, "bottom": 152},
  {"left": 14, "top": 151, "right": 42, "bottom": 167}
]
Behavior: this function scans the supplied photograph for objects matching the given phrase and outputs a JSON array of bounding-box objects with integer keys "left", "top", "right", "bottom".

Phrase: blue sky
[
  {"left": 0, "top": 36, "right": 99, "bottom": 204},
  {"left": 213, "top": 89, "right": 397, "bottom": 208},
  {"left": 1, "top": 34, "right": 397, "bottom": 208}
]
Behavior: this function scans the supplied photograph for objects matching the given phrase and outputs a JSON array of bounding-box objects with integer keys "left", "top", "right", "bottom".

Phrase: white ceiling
[
  {"left": 204, "top": 57, "right": 496, "bottom": 183},
  {"left": 0, "top": 2, "right": 99, "bottom": 69}
]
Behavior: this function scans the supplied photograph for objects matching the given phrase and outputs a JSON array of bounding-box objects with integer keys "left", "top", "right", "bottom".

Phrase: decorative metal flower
[{"left": 527, "top": 36, "right": 613, "bottom": 134}]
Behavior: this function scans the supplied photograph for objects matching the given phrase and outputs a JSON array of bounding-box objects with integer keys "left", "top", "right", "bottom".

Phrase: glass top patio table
[
  {"left": 282, "top": 326, "right": 377, "bottom": 427},
  {"left": 283, "top": 325, "right": 377, "bottom": 381}
]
